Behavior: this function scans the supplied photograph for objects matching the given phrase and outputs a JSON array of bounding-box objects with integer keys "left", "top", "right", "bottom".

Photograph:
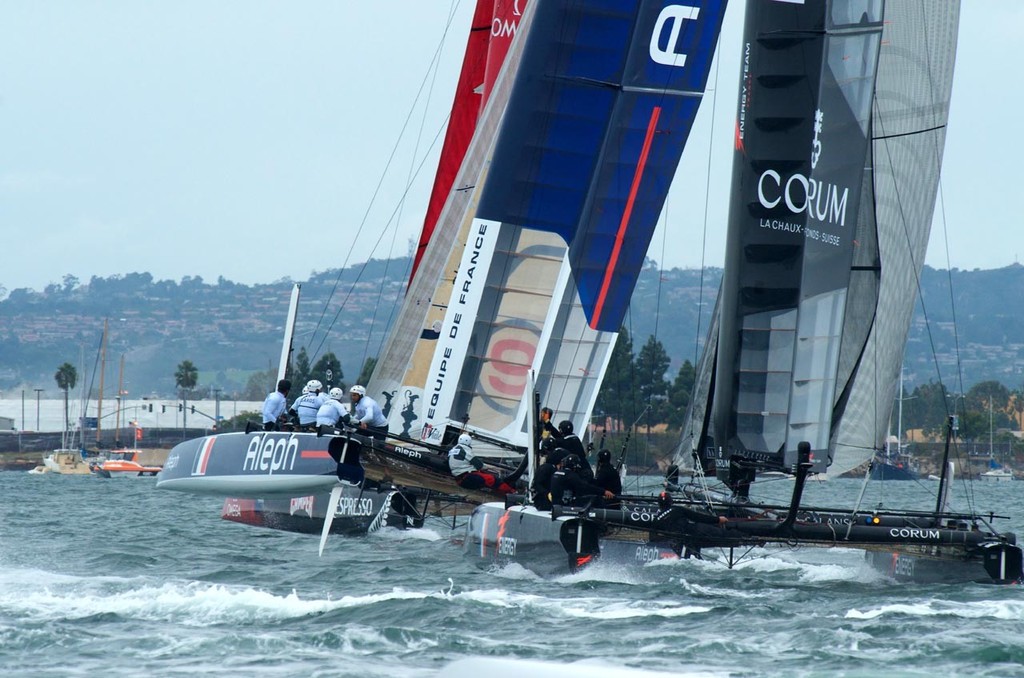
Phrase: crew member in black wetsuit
[
  {"left": 593, "top": 449, "right": 622, "bottom": 509},
  {"left": 539, "top": 407, "right": 561, "bottom": 442},
  {"left": 549, "top": 455, "right": 614, "bottom": 508},
  {"left": 554, "top": 420, "right": 593, "bottom": 480},
  {"left": 532, "top": 446, "right": 557, "bottom": 511}
]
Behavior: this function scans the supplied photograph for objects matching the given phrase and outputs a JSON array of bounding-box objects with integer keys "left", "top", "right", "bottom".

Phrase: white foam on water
[
  {"left": 0, "top": 568, "right": 436, "bottom": 626},
  {"left": 371, "top": 526, "right": 444, "bottom": 542},
  {"left": 488, "top": 561, "right": 543, "bottom": 582},
  {"left": 448, "top": 587, "right": 710, "bottom": 620},
  {"left": 846, "top": 598, "right": 1024, "bottom": 621}
]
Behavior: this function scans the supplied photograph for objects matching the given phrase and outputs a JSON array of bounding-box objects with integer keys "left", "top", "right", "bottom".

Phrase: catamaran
[{"left": 463, "top": 0, "right": 1024, "bottom": 584}]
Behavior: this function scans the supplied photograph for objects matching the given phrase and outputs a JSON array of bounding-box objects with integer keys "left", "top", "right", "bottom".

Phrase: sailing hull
[
  {"left": 465, "top": 502, "right": 1024, "bottom": 584},
  {"left": 870, "top": 461, "right": 918, "bottom": 481},
  {"left": 221, "top": 486, "right": 428, "bottom": 536},
  {"left": 157, "top": 430, "right": 472, "bottom": 497},
  {"left": 463, "top": 503, "right": 679, "bottom": 575},
  {"left": 865, "top": 544, "right": 1023, "bottom": 585}
]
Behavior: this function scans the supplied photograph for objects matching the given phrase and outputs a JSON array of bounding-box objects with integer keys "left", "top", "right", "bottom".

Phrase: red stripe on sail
[{"left": 592, "top": 106, "right": 661, "bottom": 328}]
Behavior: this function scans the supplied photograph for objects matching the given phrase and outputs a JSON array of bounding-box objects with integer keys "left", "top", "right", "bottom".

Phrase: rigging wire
[
  {"left": 310, "top": 114, "right": 452, "bottom": 362},
  {"left": 306, "top": 4, "right": 464, "bottom": 362},
  {"left": 359, "top": 0, "right": 462, "bottom": 376}
]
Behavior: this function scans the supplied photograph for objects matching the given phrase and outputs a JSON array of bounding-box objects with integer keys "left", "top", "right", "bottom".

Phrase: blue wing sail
[{"left": 477, "top": 0, "right": 728, "bottom": 331}]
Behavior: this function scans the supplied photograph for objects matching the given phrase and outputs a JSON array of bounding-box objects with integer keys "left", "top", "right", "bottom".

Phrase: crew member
[
  {"left": 539, "top": 407, "right": 561, "bottom": 440},
  {"left": 555, "top": 420, "right": 593, "bottom": 480},
  {"left": 594, "top": 449, "right": 622, "bottom": 509},
  {"left": 549, "top": 454, "right": 614, "bottom": 508},
  {"left": 532, "top": 447, "right": 557, "bottom": 511},
  {"left": 349, "top": 385, "right": 389, "bottom": 440},
  {"left": 261, "top": 379, "right": 291, "bottom": 431},
  {"left": 290, "top": 379, "right": 326, "bottom": 430},
  {"left": 316, "top": 387, "right": 351, "bottom": 428},
  {"left": 447, "top": 433, "right": 516, "bottom": 495}
]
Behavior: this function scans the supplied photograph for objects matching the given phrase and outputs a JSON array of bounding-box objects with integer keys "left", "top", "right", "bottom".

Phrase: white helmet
[
  {"left": 458, "top": 433, "right": 473, "bottom": 447},
  {"left": 301, "top": 385, "right": 309, "bottom": 395},
  {"left": 306, "top": 379, "right": 322, "bottom": 393},
  {"left": 329, "top": 387, "right": 344, "bottom": 401},
  {"left": 350, "top": 385, "right": 366, "bottom": 397}
]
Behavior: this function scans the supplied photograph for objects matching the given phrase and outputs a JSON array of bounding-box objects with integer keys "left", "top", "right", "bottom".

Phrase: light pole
[
  {"left": 214, "top": 388, "right": 222, "bottom": 429},
  {"left": 21, "top": 389, "right": 25, "bottom": 431},
  {"left": 33, "top": 389, "right": 43, "bottom": 430}
]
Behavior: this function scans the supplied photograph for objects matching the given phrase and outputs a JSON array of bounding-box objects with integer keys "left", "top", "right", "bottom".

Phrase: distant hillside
[{"left": 2, "top": 261, "right": 1022, "bottom": 397}]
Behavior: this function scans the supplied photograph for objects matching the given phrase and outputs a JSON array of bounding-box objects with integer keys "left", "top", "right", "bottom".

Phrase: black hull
[
  {"left": 870, "top": 461, "right": 918, "bottom": 481},
  {"left": 223, "top": 486, "right": 415, "bottom": 536},
  {"left": 222, "top": 482, "right": 472, "bottom": 536},
  {"left": 464, "top": 501, "right": 1024, "bottom": 584},
  {"left": 864, "top": 544, "right": 1023, "bottom": 585}
]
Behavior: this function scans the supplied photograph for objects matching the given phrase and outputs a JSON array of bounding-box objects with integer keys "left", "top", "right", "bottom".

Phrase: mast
[
  {"left": 115, "top": 353, "right": 124, "bottom": 447},
  {"left": 277, "top": 284, "right": 301, "bottom": 384},
  {"left": 96, "top": 318, "right": 108, "bottom": 446}
]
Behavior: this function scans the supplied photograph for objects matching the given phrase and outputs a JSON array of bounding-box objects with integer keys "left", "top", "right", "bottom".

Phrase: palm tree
[
  {"left": 175, "top": 360, "right": 199, "bottom": 429},
  {"left": 54, "top": 362, "right": 77, "bottom": 443}
]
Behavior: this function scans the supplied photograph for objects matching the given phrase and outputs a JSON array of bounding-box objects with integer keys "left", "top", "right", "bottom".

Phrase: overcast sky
[{"left": 0, "top": 1, "right": 1019, "bottom": 293}]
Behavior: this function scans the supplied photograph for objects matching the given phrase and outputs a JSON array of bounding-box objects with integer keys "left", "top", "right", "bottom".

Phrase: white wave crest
[
  {"left": 449, "top": 588, "right": 710, "bottom": 620},
  {"left": 846, "top": 599, "right": 1024, "bottom": 621}
]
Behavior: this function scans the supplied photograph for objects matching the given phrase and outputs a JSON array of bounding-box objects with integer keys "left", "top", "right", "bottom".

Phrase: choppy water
[{"left": 3, "top": 472, "right": 1024, "bottom": 677}]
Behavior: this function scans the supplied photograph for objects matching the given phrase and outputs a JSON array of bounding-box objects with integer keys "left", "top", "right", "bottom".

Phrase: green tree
[
  {"left": 290, "top": 347, "right": 311, "bottom": 388},
  {"left": 175, "top": 360, "right": 199, "bottom": 429},
  {"left": 596, "top": 327, "right": 637, "bottom": 429},
  {"left": 241, "top": 369, "right": 276, "bottom": 400},
  {"left": 357, "top": 357, "right": 377, "bottom": 386},
  {"left": 54, "top": 362, "right": 77, "bottom": 437},
  {"left": 666, "top": 359, "right": 696, "bottom": 429},
  {"left": 634, "top": 335, "right": 671, "bottom": 423},
  {"left": 311, "top": 352, "right": 344, "bottom": 390}
]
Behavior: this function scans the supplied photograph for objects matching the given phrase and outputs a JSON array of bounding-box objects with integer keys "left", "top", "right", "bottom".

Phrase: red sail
[
  {"left": 482, "top": 0, "right": 526, "bottom": 108},
  {"left": 409, "top": 0, "right": 492, "bottom": 285}
]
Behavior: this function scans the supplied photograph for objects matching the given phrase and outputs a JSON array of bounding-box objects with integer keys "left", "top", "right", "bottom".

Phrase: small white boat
[{"left": 979, "top": 468, "right": 1014, "bottom": 482}]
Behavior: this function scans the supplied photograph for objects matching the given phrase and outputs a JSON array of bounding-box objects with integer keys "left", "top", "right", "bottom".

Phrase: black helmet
[
  {"left": 540, "top": 437, "right": 557, "bottom": 453},
  {"left": 562, "top": 454, "right": 582, "bottom": 471},
  {"left": 558, "top": 420, "right": 574, "bottom": 435},
  {"left": 597, "top": 449, "right": 611, "bottom": 465}
]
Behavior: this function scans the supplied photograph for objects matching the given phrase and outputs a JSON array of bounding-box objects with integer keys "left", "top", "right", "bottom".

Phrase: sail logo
[
  {"left": 424, "top": 218, "right": 500, "bottom": 430},
  {"left": 756, "top": 109, "right": 850, "bottom": 227},
  {"left": 649, "top": 5, "right": 700, "bottom": 68},
  {"left": 242, "top": 434, "right": 299, "bottom": 474},
  {"left": 491, "top": 0, "right": 521, "bottom": 38}
]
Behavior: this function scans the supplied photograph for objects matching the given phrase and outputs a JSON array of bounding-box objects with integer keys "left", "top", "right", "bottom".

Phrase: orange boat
[{"left": 91, "top": 449, "right": 162, "bottom": 478}]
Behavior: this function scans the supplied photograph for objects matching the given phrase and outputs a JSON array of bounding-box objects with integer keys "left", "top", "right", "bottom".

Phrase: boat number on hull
[{"left": 335, "top": 497, "right": 374, "bottom": 517}]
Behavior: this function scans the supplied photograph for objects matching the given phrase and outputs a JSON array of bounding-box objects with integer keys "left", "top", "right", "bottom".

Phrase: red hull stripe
[
  {"left": 197, "top": 437, "right": 216, "bottom": 475},
  {"left": 301, "top": 450, "right": 332, "bottom": 459},
  {"left": 591, "top": 106, "right": 661, "bottom": 328}
]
